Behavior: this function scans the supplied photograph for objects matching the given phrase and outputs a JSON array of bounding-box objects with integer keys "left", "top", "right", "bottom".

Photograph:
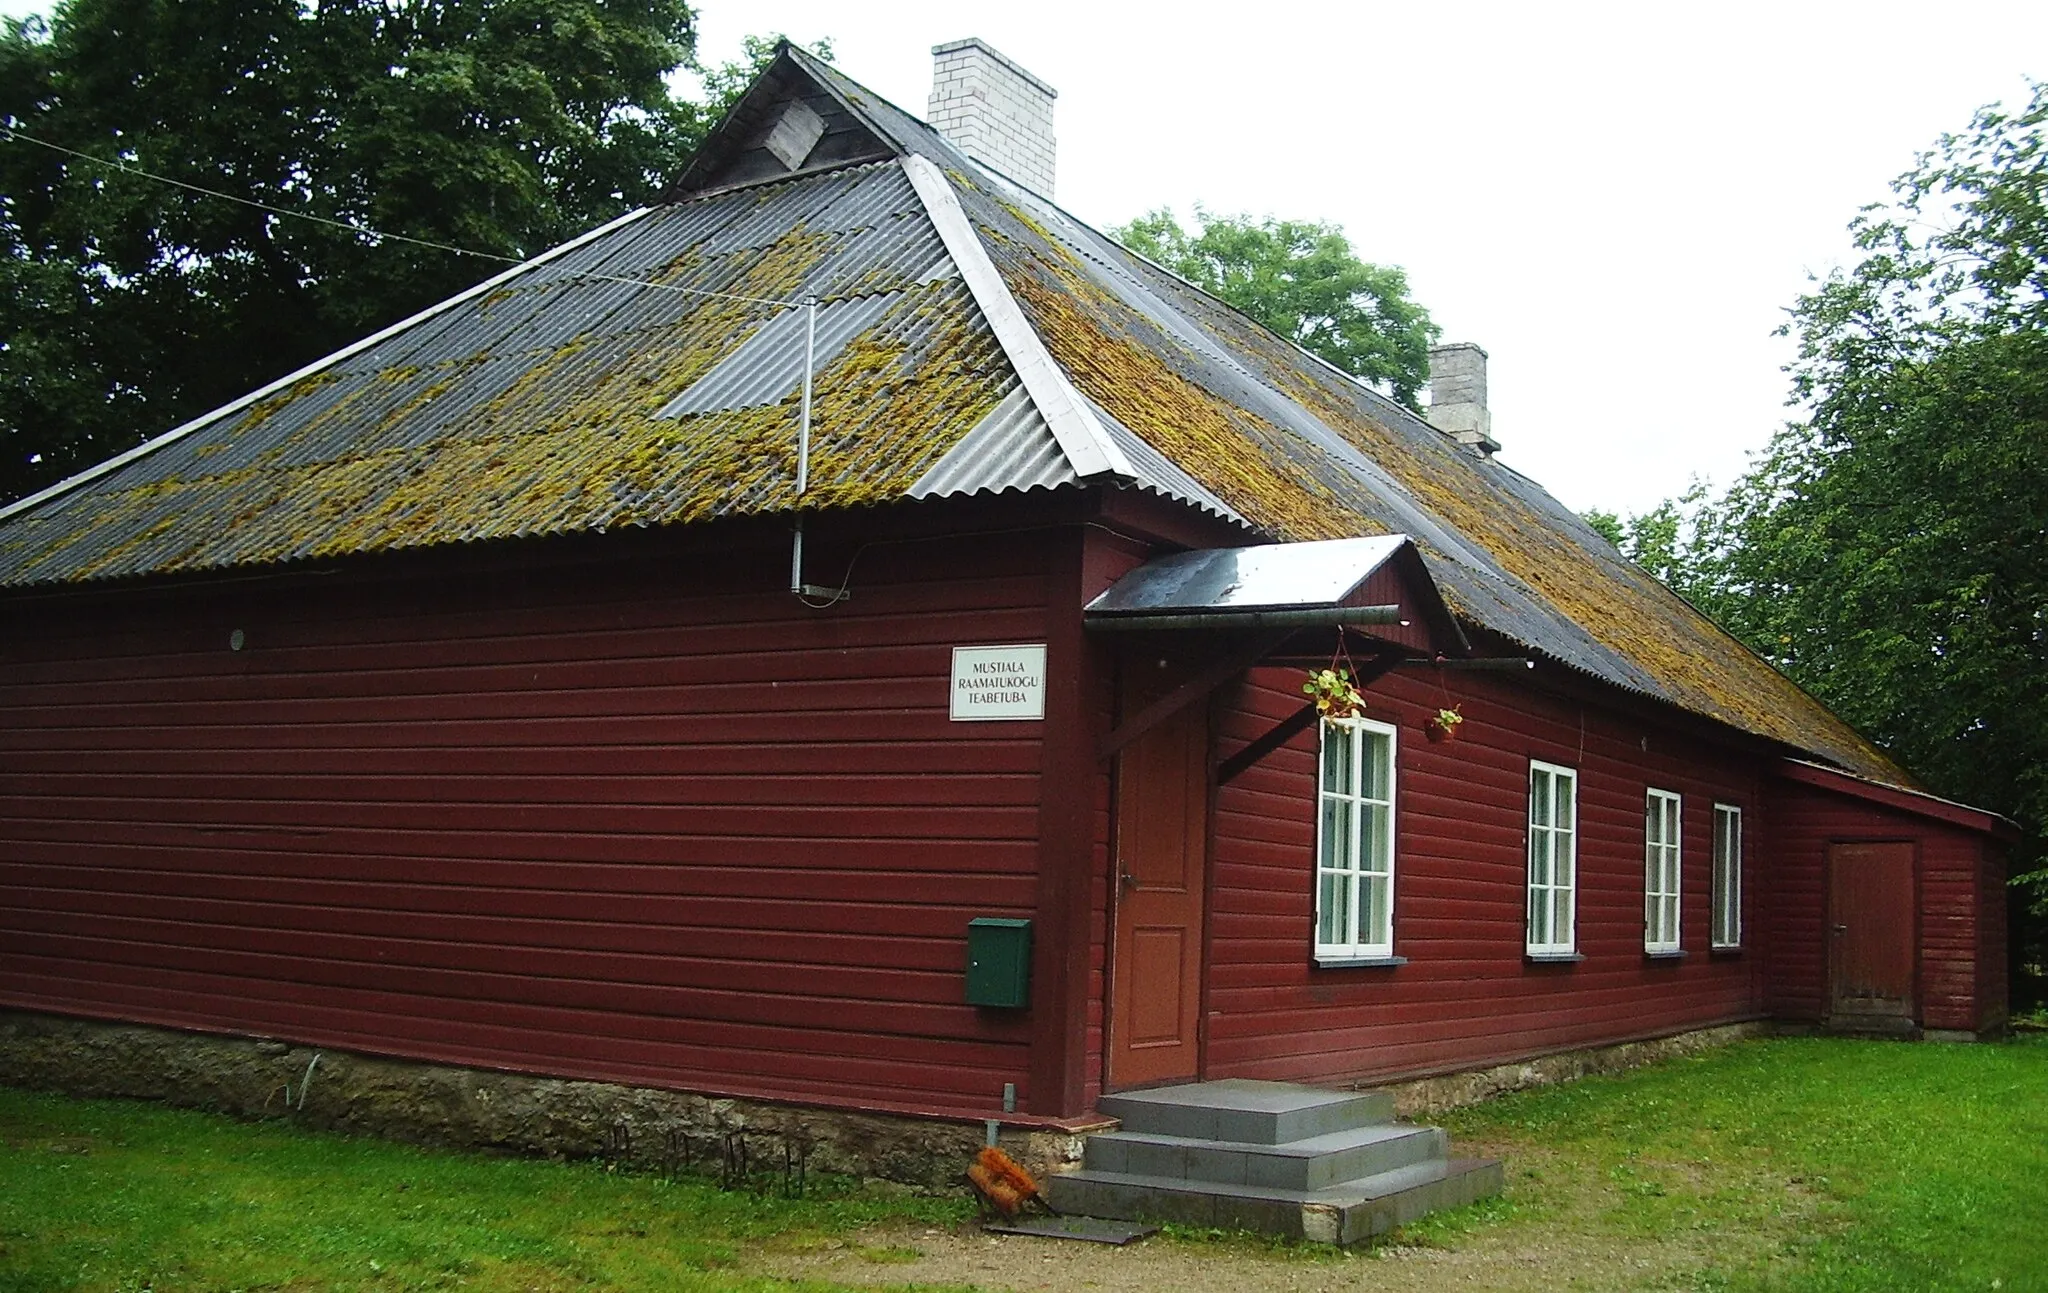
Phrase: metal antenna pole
[
  {"left": 790, "top": 296, "right": 843, "bottom": 603},
  {"left": 797, "top": 295, "right": 815, "bottom": 496}
]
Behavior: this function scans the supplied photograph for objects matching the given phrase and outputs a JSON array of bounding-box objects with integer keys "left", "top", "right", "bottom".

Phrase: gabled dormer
[{"left": 666, "top": 42, "right": 897, "bottom": 198}]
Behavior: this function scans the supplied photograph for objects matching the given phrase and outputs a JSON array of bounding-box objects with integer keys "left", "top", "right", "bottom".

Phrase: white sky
[{"left": 7, "top": 0, "right": 2045, "bottom": 516}]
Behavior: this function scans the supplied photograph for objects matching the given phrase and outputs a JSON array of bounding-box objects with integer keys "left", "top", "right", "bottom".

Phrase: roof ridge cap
[{"left": 900, "top": 154, "right": 1132, "bottom": 482}]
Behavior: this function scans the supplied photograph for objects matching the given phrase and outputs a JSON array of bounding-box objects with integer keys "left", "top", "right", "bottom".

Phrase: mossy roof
[
  {"left": 0, "top": 162, "right": 1038, "bottom": 584},
  {"left": 787, "top": 49, "right": 1903, "bottom": 782},
  {"left": 0, "top": 44, "right": 1904, "bottom": 785}
]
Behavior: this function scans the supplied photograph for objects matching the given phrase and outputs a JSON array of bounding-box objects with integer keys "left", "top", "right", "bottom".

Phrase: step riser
[
  {"left": 1326, "top": 1159, "right": 1505, "bottom": 1246},
  {"left": 1084, "top": 1127, "right": 1446, "bottom": 1190},
  {"left": 1098, "top": 1090, "right": 1394, "bottom": 1144},
  {"left": 1045, "top": 1158, "right": 1505, "bottom": 1246}
]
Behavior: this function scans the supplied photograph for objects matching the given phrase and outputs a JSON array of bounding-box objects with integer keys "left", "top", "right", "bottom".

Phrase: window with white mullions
[
  {"left": 1645, "top": 788, "right": 1683, "bottom": 952},
  {"left": 1526, "top": 761, "right": 1578, "bottom": 955},
  {"left": 1712, "top": 803, "right": 1743, "bottom": 948},
  {"left": 1316, "top": 718, "right": 1396, "bottom": 961}
]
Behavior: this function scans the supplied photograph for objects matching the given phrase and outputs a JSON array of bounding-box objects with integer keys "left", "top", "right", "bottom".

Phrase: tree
[
  {"left": 693, "top": 33, "right": 831, "bottom": 119},
  {"left": 1582, "top": 479, "right": 1727, "bottom": 604},
  {"left": 0, "top": 0, "right": 705, "bottom": 506},
  {"left": 1593, "top": 83, "right": 2048, "bottom": 1007},
  {"left": 1113, "top": 207, "right": 1439, "bottom": 409}
]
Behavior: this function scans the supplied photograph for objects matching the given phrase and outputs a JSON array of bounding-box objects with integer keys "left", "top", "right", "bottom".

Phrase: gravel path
[
  {"left": 753, "top": 1140, "right": 1787, "bottom": 1292},
  {"left": 761, "top": 1220, "right": 1720, "bottom": 1292}
]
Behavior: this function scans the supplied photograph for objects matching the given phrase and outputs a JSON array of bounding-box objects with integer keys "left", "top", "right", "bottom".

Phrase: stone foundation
[
  {"left": 0, "top": 1011, "right": 1086, "bottom": 1189},
  {"left": 1370, "top": 1020, "right": 1778, "bottom": 1117}
]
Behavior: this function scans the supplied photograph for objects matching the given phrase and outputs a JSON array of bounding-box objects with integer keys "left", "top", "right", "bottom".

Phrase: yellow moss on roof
[
  {"left": 1, "top": 207, "right": 1013, "bottom": 584},
  {"left": 1004, "top": 258, "right": 1373, "bottom": 542},
  {"left": 976, "top": 191, "right": 1901, "bottom": 781}
]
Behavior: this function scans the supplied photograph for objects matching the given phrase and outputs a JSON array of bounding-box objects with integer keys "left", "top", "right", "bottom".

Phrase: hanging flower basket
[
  {"left": 1302, "top": 667, "right": 1365, "bottom": 721},
  {"left": 1425, "top": 705, "right": 1465, "bottom": 743}
]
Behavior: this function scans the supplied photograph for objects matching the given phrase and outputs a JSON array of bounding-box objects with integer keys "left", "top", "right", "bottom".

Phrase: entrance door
[
  {"left": 1107, "top": 683, "right": 1208, "bottom": 1089},
  {"left": 1826, "top": 841, "right": 1917, "bottom": 1032}
]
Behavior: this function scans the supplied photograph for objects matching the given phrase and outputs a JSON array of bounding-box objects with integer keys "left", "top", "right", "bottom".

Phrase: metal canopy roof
[{"left": 1086, "top": 535, "right": 1410, "bottom": 615}]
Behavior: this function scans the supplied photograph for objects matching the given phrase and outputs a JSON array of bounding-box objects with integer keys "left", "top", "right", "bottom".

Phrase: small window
[
  {"left": 1316, "top": 718, "right": 1397, "bottom": 960},
  {"left": 1645, "top": 789, "right": 1682, "bottom": 952},
  {"left": 1527, "top": 761, "right": 1578, "bottom": 955},
  {"left": 1712, "top": 804, "right": 1743, "bottom": 948}
]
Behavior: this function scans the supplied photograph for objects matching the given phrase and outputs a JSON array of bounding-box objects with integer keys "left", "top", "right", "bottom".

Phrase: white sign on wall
[{"left": 949, "top": 644, "right": 1047, "bottom": 721}]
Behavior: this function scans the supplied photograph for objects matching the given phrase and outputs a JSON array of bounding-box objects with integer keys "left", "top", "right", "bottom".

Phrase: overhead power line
[{"left": 0, "top": 125, "right": 801, "bottom": 308}]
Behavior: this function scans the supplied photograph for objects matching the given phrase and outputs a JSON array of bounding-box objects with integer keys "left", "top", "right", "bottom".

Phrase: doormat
[{"left": 983, "top": 1216, "right": 1158, "bottom": 1244}]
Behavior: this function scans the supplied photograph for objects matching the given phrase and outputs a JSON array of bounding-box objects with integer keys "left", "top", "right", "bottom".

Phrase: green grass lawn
[
  {"left": 0, "top": 1085, "right": 975, "bottom": 1293},
  {"left": 1418, "top": 1032, "right": 2048, "bottom": 1291},
  {"left": 1, "top": 1034, "right": 2043, "bottom": 1292}
]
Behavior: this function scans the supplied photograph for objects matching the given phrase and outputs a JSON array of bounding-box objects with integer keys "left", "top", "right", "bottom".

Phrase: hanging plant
[
  {"left": 1425, "top": 705, "right": 1465, "bottom": 743},
  {"left": 1303, "top": 667, "right": 1365, "bottom": 721}
]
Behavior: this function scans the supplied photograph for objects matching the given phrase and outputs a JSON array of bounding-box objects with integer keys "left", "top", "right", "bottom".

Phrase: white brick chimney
[
  {"left": 1428, "top": 343, "right": 1499, "bottom": 457},
  {"left": 928, "top": 38, "right": 1057, "bottom": 198}
]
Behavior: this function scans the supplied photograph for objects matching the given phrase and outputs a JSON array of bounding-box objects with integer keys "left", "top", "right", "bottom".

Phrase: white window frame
[
  {"left": 1712, "top": 803, "right": 1743, "bottom": 949},
  {"left": 1644, "top": 788, "right": 1683, "bottom": 953},
  {"left": 1314, "top": 717, "right": 1398, "bottom": 962},
  {"left": 1526, "top": 760, "right": 1578, "bottom": 956}
]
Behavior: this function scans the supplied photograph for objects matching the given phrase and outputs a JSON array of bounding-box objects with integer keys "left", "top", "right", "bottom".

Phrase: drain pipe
[{"left": 789, "top": 295, "right": 846, "bottom": 605}]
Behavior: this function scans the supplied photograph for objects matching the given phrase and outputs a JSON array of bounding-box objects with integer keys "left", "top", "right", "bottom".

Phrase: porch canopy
[
  {"left": 1084, "top": 535, "right": 1462, "bottom": 645},
  {"left": 1082, "top": 536, "right": 1483, "bottom": 777}
]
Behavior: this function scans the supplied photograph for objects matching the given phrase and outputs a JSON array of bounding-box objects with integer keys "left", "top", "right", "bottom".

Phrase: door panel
[
  {"left": 1107, "top": 681, "right": 1208, "bottom": 1088},
  {"left": 1827, "top": 841, "right": 1916, "bottom": 1027}
]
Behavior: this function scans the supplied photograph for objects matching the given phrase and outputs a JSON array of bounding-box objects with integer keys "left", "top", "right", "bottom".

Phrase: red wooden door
[
  {"left": 1827, "top": 841, "right": 1916, "bottom": 1028},
  {"left": 1107, "top": 689, "right": 1208, "bottom": 1089}
]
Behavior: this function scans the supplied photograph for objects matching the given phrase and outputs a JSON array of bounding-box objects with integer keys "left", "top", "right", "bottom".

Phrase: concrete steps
[{"left": 1046, "top": 1079, "right": 1502, "bottom": 1246}]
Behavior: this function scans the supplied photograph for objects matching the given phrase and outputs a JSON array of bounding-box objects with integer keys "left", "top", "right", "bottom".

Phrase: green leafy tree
[
  {"left": 1582, "top": 480, "right": 1730, "bottom": 606},
  {"left": 0, "top": 0, "right": 704, "bottom": 505},
  {"left": 1113, "top": 207, "right": 1439, "bottom": 409},
  {"left": 694, "top": 34, "right": 832, "bottom": 119},
  {"left": 1598, "top": 84, "right": 2048, "bottom": 1005}
]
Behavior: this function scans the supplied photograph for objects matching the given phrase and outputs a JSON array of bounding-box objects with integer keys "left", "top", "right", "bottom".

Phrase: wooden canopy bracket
[
  {"left": 1214, "top": 648, "right": 1407, "bottom": 787},
  {"left": 1097, "top": 632, "right": 1291, "bottom": 763}
]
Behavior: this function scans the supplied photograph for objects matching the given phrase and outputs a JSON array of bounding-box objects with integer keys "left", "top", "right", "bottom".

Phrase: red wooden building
[{"left": 0, "top": 42, "right": 2012, "bottom": 1138}]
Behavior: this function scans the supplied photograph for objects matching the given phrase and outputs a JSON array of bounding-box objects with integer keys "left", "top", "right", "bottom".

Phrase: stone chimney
[
  {"left": 928, "top": 38, "right": 1057, "bottom": 198},
  {"left": 1428, "top": 343, "right": 1499, "bottom": 456}
]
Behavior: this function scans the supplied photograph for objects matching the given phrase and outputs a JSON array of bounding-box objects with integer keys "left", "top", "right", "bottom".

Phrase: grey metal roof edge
[
  {"left": 900, "top": 153, "right": 1134, "bottom": 483},
  {"left": 0, "top": 204, "right": 657, "bottom": 525},
  {"left": 677, "top": 152, "right": 900, "bottom": 205}
]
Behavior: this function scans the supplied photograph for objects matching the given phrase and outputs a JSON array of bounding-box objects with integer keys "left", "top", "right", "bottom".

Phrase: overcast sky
[{"left": 8, "top": 1, "right": 2044, "bottom": 516}]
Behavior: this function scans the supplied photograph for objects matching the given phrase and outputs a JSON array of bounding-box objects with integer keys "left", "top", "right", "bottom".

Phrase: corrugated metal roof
[
  {"left": 0, "top": 43, "right": 1907, "bottom": 786},
  {"left": 659, "top": 291, "right": 905, "bottom": 416},
  {"left": 0, "top": 159, "right": 1043, "bottom": 585},
  {"left": 937, "top": 156, "right": 1899, "bottom": 780},
  {"left": 909, "top": 386, "right": 1069, "bottom": 500}
]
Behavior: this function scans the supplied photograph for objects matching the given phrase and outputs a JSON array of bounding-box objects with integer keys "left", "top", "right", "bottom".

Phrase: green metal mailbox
[{"left": 965, "top": 917, "right": 1032, "bottom": 1008}]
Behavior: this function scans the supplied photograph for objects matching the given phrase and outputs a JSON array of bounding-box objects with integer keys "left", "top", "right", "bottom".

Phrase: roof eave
[{"left": 1775, "top": 758, "right": 2020, "bottom": 842}]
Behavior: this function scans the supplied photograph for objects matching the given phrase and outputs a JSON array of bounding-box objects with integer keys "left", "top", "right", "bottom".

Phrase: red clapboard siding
[
  {"left": 1761, "top": 775, "right": 1993, "bottom": 1028},
  {"left": 0, "top": 526, "right": 1060, "bottom": 1119},
  {"left": 1204, "top": 665, "right": 1770, "bottom": 1086}
]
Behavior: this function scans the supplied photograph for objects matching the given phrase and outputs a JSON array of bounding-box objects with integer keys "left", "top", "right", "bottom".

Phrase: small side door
[{"left": 1825, "top": 841, "right": 1917, "bottom": 1033}]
